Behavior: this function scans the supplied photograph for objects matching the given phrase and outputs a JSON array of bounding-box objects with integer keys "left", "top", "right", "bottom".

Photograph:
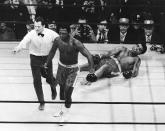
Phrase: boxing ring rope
[
  {"left": 1, "top": 121, "right": 165, "bottom": 125},
  {"left": 1, "top": 100, "right": 165, "bottom": 104},
  {"left": 0, "top": 101, "right": 164, "bottom": 125},
  {"left": 0, "top": 100, "right": 164, "bottom": 125}
]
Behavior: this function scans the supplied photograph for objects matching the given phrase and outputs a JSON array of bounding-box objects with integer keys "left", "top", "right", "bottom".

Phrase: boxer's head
[
  {"left": 144, "top": 20, "right": 154, "bottom": 36},
  {"left": 59, "top": 25, "right": 70, "bottom": 41},
  {"left": 119, "top": 18, "right": 129, "bottom": 34},
  {"left": 130, "top": 44, "right": 147, "bottom": 56},
  {"left": 92, "top": 54, "right": 101, "bottom": 65}
]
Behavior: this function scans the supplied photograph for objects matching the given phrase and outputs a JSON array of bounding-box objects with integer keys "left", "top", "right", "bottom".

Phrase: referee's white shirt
[{"left": 17, "top": 28, "right": 59, "bottom": 56}]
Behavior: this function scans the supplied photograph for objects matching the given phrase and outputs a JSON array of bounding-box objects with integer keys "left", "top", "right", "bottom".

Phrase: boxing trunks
[
  {"left": 97, "top": 56, "right": 122, "bottom": 77},
  {"left": 56, "top": 61, "right": 79, "bottom": 87},
  {"left": 110, "top": 56, "right": 122, "bottom": 75}
]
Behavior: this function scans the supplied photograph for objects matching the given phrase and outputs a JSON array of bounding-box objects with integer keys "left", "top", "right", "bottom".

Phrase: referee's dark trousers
[{"left": 30, "top": 54, "right": 56, "bottom": 104}]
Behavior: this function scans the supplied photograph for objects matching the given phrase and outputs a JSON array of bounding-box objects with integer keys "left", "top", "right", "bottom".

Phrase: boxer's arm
[
  {"left": 75, "top": 40, "right": 94, "bottom": 73},
  {"left": 132, "top": 57, "right": 141, "bottom": 77},
  {"left": 101, "top": 46, "right": 125, "bottom": 58},
  {"left": 45, "top": 37, "right": 59, "bottom": 67},
  {"left": 12, "top": 32, "right": 31, "bottom": 53}
]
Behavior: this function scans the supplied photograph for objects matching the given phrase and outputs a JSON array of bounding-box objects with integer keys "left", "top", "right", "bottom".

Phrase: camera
[{"left": 77, "top": 24, "right": 90, "bottom": 37}]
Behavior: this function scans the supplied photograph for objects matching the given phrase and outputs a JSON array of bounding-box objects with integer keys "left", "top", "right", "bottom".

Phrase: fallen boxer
[{"left": 80, "top": 44, "right": 146, "bottom": 84}]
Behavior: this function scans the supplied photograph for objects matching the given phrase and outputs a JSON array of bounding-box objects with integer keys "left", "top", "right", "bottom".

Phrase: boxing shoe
[
  {"left": 38, "top": 103, "right": 45, "bottom": 111},
  {"left": 58, "top": 108, "right": 70, "bottom": 126},
  {"left": 53, "top": 101, "right": 65, "bottom": 117},
  {"left": 65, "top": 98, "right": 72, "bottom": 108}
]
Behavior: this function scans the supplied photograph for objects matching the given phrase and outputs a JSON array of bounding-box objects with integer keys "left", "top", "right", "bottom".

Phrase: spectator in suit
[
  {"left": 143, "top": 19, "right": 162, "bottom": 44},
  {"left": 96, "top": 20, "right": 109, "bottom": 43},
  {"left": 108, "top": 17, "right": 133, "bottom": 44},
  {"left": 142, "top": 19, "right": 163, "bottom": 51}
]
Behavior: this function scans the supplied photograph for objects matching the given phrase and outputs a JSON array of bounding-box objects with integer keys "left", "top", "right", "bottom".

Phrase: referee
[{"left": 12, "top": 17, "right": 59, "bottom": 110}]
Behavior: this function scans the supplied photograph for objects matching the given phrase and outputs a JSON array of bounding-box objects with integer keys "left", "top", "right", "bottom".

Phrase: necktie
[
  {"left": 146, "top": 35, "right": 151, "bottom": 43},
  {"left": 38, "top": 33, "right": 44, "bottom": 37},
  {"left": 120, "top": 33, "right": 125, "bottom": 42},
  {"left": 98, "top": 32, "right": 104, "bottom": 42}
]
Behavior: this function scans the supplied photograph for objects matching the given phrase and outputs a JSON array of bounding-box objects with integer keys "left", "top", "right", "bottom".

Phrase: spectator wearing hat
[
  {"left": 139, "top": 19, "right": 163, "bottom": 51},
  {"left": 108, "top": 17, "right": 133, "bottom": 44},
  {"left": 143, "top": 19, "right": 162, "bottom": 45}
]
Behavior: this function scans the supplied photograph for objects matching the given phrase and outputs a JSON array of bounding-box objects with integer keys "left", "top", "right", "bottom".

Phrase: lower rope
[
  {"left": 0, "top": 100, "right": 165, "bottom": 104},
  {"left": 0, "top": 121, "right": 165, "bottom": 125}
]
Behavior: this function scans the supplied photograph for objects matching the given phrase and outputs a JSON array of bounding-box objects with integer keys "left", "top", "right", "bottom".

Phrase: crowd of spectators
[{"left": 0, "top": 0, "right": 165, "bottom": 53}]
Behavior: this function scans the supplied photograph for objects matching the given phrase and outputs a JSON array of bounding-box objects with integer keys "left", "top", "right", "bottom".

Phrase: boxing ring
[{"left": 0, "top": 42, "right": 165, "bottom": 131}]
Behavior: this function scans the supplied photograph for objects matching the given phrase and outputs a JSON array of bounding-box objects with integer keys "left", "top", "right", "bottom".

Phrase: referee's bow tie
[{"left": 38, "top": 33, "right": 44, "bottom": 37}]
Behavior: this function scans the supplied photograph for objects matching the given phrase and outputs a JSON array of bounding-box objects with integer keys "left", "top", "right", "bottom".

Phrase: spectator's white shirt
[
  {"left": 145, "top": 35, "right": 152, "bottom": 43},
  {"left": 17, "top": 28, "right": 59, "bottom": 56},
  {"left": 120, "top": 32, "right": 127, "bottom": 42}
]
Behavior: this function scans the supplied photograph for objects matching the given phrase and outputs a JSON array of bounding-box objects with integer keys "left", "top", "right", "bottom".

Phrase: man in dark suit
[
  {"left": 140, "top": 19, "right": 163, "bottom": 51},
  {"left": 96, "top": 20, "right": 109, "bottom": 43},
  {"left": 108, "top": 17, "right": 134, "bottom": 44}
]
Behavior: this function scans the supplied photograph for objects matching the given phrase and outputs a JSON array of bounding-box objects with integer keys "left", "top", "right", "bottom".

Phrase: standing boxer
[{"left": 44, "top": 24, "right": 94, "bottom": 117}]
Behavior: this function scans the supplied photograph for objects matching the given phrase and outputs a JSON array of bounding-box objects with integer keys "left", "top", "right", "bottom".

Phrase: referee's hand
[{"left": 12, "top": 47, "right": 20, "bottom": 54}]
